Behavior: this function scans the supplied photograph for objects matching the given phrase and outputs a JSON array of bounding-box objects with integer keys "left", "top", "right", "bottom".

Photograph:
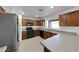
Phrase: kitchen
[{"left": 0, "top": 6, "right": 79, "bottom": 52}]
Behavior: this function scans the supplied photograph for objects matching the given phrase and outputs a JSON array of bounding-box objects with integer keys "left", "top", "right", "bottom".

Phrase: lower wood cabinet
[
  {"left": 40, "top": 30, "right": 57, "bottom": 39},
  {"left": 34, "top": 30, "right": 40, "bottom": 36},
  {"left": 43, "top": 31, "right": 57, "bottom": 39},
  {"left": 22, "top": 31, "right": 27, "bottom": 40},
  {"left": 22, "top": 30, "right": 57, "bottom": 40},
  {"left": 22, "top": 30, "right": 40, "bottom": 40}
]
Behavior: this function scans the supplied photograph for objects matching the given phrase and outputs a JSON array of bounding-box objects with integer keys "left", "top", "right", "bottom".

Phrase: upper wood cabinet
[
  {"left": 59, "top": 10, "right": 79, "bottom": 26},
  {"left": 22, "top": 19, "right": 45, "bottom": 26},
  {"left": 22, "top": 19, "right": 27, "bottom": 26},
  {"left": 33, "top": 20, "right": 45, "bottom": 26}
]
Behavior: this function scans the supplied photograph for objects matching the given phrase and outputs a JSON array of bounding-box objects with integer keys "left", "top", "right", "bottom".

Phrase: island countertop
[
  {"left": 41, "top": 32, "right": 79, "bottom": 52},
  {"left": 40, "top": 26, "right": 79, "bottom": 52},
  {"left": 22, "top": 26, "right": 79, "bottom": 35},
  {"left": 40, "top": 26, "right": 79, "bottom": 35}
]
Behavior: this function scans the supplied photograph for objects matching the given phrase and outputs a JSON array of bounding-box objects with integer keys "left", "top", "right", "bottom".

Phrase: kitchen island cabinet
[{"left": 40, "top": 30, "right": 57, "bottom": 39}]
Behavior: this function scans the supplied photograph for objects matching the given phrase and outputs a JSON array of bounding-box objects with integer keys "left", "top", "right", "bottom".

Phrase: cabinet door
[
  {"left": 70, "top": 13, "right": 77, "bottom": 25},
  {"left": 44, "top": 31, "right": 57, "bottom": 39},
  {"left": 66, "top": 13, "right": 72, "bottom": 26},
  {"left": 34, "top": 30, "right": 40, "bottom": 36},
  {"left": 59, "top": 15, "right": 67, "bottom": 26},
  {"left": 44, "top": 32, "right": 50, "bottom": 39},
  {"left": 22, "top": 19, "right": 26, "bottom": 26},
  {"left": 67, "top": 11, "right": 79, "bottom": 26},
  {"left": 22, "top": 31, "right": 27, "bottom": 40},
  {"left": 40, "top": 20, "right": 45, "bottom": 26},
  {"left": 36, "top": 20, "right": 45, "bottom": 26},
  {"left": 33, "top": 20, "right": 37, "bottom": 26},
  {"left": 73, "top": 11, "right": 79, "bottom": 25}
]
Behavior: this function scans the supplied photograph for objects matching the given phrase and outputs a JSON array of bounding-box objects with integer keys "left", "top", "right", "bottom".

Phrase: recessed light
[
  {"left": 22, "top": 12, "right": 24, "bottom": 15},
  {"left": 50, "top": 6, "right": 53, "bottom": 8},
  {"left": 35, "top": 14, "right": 38, "bottom": 17}
]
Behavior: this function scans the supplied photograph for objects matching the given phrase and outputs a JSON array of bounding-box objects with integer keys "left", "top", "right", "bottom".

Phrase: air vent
[{"left": 38, "top": 9, "right": 43, "bottom": 11}]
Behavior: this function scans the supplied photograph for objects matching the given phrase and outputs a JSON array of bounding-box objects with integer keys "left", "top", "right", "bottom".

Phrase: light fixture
[
  {"left": 50, "top": 6, "right": 53, "bottom": 8},
  {"left": 22, "top": 12, "right": 24, "bottom": 15},
  {"left": 35, "top": 14, "right": 38, "bottom": 17}
]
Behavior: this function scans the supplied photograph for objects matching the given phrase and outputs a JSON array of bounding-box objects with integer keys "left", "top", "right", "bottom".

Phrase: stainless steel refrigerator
[{"left": 0, "top": 13, "right": 19, "bottom": 52}]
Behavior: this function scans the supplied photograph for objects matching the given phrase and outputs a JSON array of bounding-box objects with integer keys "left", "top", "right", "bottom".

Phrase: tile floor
[{"left": 18, "top": 36, "right": 44, "bottom": 52}]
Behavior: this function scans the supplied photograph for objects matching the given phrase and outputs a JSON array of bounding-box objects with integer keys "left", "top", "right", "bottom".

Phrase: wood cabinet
[
  {"left": 22, "top": 19, "right": 27, "bottom": 26},
  {"left": 22, "top": 19, "right": 32, "bottom": 26},
  {"left": 22, "top": 19, "right": 45, "bottom": 26},
  {"left": 35, "top": 20, "right": 45, "bottom": 26},
  {"left": 43, "top": 31, "right": 57, "bottom": 39},
  {"left": 22, "top": 30, "right": 57, "bottom": 40},
  {"left": 59, "top": 10, "right": 79, "bottom": 26},
  {"left": 22, "top": 31, "right": 27, "bottom": 40},
  {"left": 22, "top": 30, "right": 40, "bottom": 40},
  {"left": 40, "top": 30, "right": 57, "bottom": 39},
  {"left": 34, "top": 30, "right": 40, "bottom": 36},
  {"left": 59, "top": 14, "right": 67, "bottom": 25}
]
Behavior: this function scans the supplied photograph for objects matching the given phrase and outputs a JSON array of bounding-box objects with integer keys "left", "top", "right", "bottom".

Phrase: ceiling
[{"left": 3, "top": 6, "right": 75, "bottom": 19}]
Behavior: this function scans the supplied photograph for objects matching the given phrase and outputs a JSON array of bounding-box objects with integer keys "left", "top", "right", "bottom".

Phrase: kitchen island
[{"left": 40, "top": 26, "right": 79, "bottom": 52}]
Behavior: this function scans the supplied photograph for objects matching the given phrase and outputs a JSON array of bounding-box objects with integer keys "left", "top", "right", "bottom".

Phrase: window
[{"left": 49, "top": 21, "right": 59, "bottom": 28}]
